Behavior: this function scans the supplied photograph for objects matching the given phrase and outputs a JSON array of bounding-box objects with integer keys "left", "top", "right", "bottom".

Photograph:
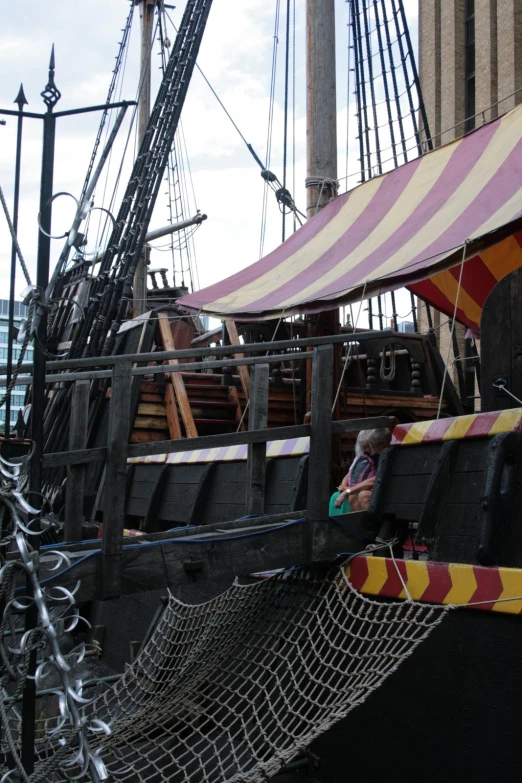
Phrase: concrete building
[
  {"left": 416, "top": 0, "right": 522, "bottom": 402},
  {"left": 0, "top": 299, "right": 32, "bottom": 431}
]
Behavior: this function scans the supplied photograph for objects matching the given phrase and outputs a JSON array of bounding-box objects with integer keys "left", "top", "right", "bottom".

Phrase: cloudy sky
[{"left": 0, "top": 0, "right": 418, "bottom": 327}]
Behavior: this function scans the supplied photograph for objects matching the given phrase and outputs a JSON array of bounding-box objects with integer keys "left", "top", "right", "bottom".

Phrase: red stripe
[
  {"left": 449, "top": 255, "right": 498, "bottom": 309},
  {"left": 391, "top": 424, "right": 409, "bottom": 444},
  {"left": 379, "top": 558, "right": 409, "bottom": 597},
  {"left": 469, "top": 566, "right": 504, "bottom": 611},
  {"left": 347, "top": 557, "right": 369, "bottom": 590},
  {"left": 463, "top": 411, "right": 500, "bottom": 438},
  {"left": 419, "top": 418, "right": 453, "bottom": 442},
  {"left": 419, "top": 562, "right": 453, "bottom": 604}
]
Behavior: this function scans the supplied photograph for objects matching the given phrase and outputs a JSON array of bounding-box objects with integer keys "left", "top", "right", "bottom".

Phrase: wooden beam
[
  {"left": 225, "top": 319, "right": 250, "bottom": 399},
  {"left": 101, "top": 362, "right": 132, "bottom": 599},
  {"left": 41, "top": 416, "right": 395, "bottom": 468},
  {"left": 4, "top": 327, "right": 393, "bottom": 374},
  {"left": 158, "top": 312, "right": 198, "bottom": 438},
  {"left": 164, "top": 383, "right": 182, "bottom": 439},
  {"left": 307, "top": 344, "right": 334, "bottom": 525},
  {"left": 40, "top": 517, "right": 368, "bottom": 604},
  {"left": 246, "top": 364, "right": 269, "bottom": 515},
  {"left": 64, "top": 380, "right": 90, "bottom": 541}
]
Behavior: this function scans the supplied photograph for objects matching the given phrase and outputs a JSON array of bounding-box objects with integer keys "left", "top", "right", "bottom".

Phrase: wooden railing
[{"left": 2, "top": 332, "right": 399, "bottom": 597}]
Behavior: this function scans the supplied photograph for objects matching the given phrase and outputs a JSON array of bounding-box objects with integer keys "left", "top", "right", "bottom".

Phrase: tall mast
[
  {"left": 306, "top": 0, "right": 337, "bottom": 217},
  {"left": 133, "top": 0, "right": 156, "bottom": 316}
]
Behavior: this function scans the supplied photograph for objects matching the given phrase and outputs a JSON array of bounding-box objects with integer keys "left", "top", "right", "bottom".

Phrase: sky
[{"left": 0, "top": 0, "right": 419, "bottom": 328}]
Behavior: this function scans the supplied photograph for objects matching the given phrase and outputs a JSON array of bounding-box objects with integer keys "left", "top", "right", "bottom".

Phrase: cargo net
[{"left": 40, "top": 566, "right": 448, "bottom": 782}]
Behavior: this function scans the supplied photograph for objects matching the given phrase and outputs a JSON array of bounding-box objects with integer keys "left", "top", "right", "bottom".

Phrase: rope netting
[{"left": 16, "top": 565, "right": 449, "bottom": 783}]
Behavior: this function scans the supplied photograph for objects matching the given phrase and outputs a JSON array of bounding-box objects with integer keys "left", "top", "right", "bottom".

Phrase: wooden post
[
  {"left": 225, "top": 319, "right": 251, "bottom": 399},
  {"left": 245, "top": 363, "right": 269, "bottom": 515},
  {"left": 101, "top": 362, "right": 132, "bottom": 598},
  {"left": 158, "top": 312, "right": 198, "bottom": 438},
  {"left": 307, "top": 343, "right": 333, "bottom": 531},
  {"left": 133, "top": 0, "right": 155, "bottom": 317},
  {"left": 64, "top": 380, "right": 90, "bottom": 541}
]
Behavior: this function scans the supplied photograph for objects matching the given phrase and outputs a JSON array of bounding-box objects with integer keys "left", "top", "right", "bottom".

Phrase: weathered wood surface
[
  {"left": 225, "top": 319, "right": 251, "bottom": 399},
  {"left": 246, "top": 364, "right": 269, "bottom": 515},
  {"left": 64, "top": 380, "right": 90, "bottom": 541},
  {"left": 39, "top": 514, "right": 366, "bottom": 603},
  {"left": 158, "top": 312, "right": 198, "bottom": 437},
  {"left": 481, "top": 268, "right": 522, "bottom": 413},
  {"left": 42, "top": 416, "right": 395, "bottom": 468},
  {"left": 101, "top": 362, "right": 132, "bottom": 598}
]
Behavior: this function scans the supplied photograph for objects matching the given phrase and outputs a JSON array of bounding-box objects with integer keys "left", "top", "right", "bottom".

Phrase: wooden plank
[
  {"left": 23, "top": 327, "right": 393, "bottom": 372},
  {"left": 41, "top": 517, "right": 365, "bottom": 604},
  {"left": 129, "top": 431, "right": 169, "bottom": 443},
  {"left": 133, "top": 417, "right": 169, "bottom": 430},
  {"left": 228, "top": 384, "right": 246, "bottom": 431},
  {"left": 137, "top": 403, "right": 169, "bottom": 416},
  {"left": 42, "top": 416, "right": 394, "bottom": 468},
  {"left": 64, "top": 380, "right": 90, "bottom": 542},
  {"left": 246, "top": 364, "right": 269, "bottom": 515},
  {"left": 225, "top": 319, "right": 250, "bottom": 399},
  {"left": 164, "top": 382, "right": 182, "bottom": 439},
  {"left": 158, "top": 312, "right": 198, "bottom": 438},
  {"left": 308, "top": 345, "right": 333, "bottom": 557},
  {"left": 101, "top": 362, "right": 132, "bottom": 599}
]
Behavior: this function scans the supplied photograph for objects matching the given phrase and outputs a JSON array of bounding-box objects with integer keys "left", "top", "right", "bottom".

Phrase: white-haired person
[{"left": 330, "top": 428, "right": 392, "bottom": 514}]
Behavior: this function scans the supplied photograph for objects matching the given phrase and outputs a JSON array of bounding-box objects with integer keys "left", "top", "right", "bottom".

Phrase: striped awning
[{"left": 179, "top": 104, "right": 522, "bottom": 331}]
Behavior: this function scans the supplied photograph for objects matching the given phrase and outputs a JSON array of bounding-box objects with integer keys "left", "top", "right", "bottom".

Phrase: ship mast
[
  {"left": 306, "top": 0, "right": 337, "bottom": 218},
  {"left": 306, "top": 0, "right": 340, "bottom": 411},
  {"left": 133, "top": 0, "right": 156, "bottom": 316}
]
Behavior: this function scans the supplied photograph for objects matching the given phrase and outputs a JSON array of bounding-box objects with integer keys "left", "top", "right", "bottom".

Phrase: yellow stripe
[
  {"left": 428, "top": 269, "right": 483, "bottom": 328},
  {"left": 494, "top": 567, "right": 522, "bottom": 614},
  {"left": 276, "top": 140, "right": 460, "bottom": 310},
  {"left": 398, "top": 560, "right": 430, "bottom": 600},
  {"left": 442, "top": 414, "right": 475, "bottom": 440},
  {"left": 444, "top": 563, "right": 477, "bottom": 606},
  {"left": 402, "top": 420, "right": 434, "bottom": 444},
  {"left": 361, "top": 558, "right": 389, "bottom": 595},
  {"left": 480, "top": 234, "right": 522, "bottom": 281},
  {"left": 367, "top": 107, "right": 522, "bottom": 285},
  {"left": 206, "top": 175, "right": 384, "bottom": 313},
  {"left": 489, "top": 408, "right": 522, "bottom": 435},
  {"left": 267, "top": 439, "right": 285, "bottom": 458}
]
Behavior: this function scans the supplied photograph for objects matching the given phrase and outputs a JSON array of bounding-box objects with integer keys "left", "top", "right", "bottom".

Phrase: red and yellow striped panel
[
  {"left": 128, "top": 437, "right": 310, "bottom": 465},
  {"left": 345, "top": 557, "right": 522, "bottom": 615},
  {"left": 391, "top": 408, "right": 522, "bottom": 446}
]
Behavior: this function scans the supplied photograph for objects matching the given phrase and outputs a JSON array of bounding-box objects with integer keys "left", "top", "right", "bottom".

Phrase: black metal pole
[
  {"left": 21, "top": 47, "right": 61, "bottom": 775},
  {"left": 5, "top": 85, "right": 27, "bottom": 444}
]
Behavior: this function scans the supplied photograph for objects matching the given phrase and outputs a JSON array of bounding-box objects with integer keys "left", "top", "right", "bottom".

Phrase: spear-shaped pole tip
[
  {"left": 14, "top": 83, "right": 28, "bottom": 110},
  {"left": 41, "top": 44, "right": 61, "bottom": 110}
]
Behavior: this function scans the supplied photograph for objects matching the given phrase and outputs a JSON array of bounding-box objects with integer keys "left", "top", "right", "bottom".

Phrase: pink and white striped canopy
[{"left": 179, "top": 104, "right": 522, "bottom": 330}]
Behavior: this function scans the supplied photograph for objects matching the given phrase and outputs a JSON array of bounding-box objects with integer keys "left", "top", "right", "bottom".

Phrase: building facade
[
  {"left": 417, "top": 0, "right": 522, "bottom": 401},
  {"left": 0, "top": 299, "right": 32, "bottom": 431}
]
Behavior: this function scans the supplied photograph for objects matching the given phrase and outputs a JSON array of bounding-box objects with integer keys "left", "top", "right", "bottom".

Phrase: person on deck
[{"left": 330, "top": 428, "right": 392, "bottom": 514}]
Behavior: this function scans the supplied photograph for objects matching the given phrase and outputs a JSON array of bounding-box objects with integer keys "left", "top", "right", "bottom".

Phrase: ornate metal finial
[
  {"left": 40, "top": 45, "right": 61, "bottom": 110},
  {"left": 14, "top": 83, "right": 28, "bottom": 111}
]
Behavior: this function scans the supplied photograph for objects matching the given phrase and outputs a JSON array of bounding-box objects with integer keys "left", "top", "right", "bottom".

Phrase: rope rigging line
[{"left": 260, "top": 0, "right": 281, "bottom": 259}]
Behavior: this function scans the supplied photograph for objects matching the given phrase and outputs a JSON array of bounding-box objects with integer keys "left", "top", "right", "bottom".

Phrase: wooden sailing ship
[{"left": 4, "top": 1, "right": 522, "bottom": 781}]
